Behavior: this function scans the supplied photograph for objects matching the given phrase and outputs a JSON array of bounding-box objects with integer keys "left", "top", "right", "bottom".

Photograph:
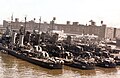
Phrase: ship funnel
[
  {"left": 19, "top": 35, "right": 24, "bottom": 47},
  {"left": 12, "top": 32, "right": 17, "bottom": 44}
]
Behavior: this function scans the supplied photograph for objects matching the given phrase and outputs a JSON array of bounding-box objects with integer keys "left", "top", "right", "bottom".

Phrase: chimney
[
  {"left": 89, "top": 20, "right": 96, "bottom": 26},
  {"left": 73, "top": 22, "right": 79, "bottom": 25},
  {"left": 66, "top": 21, "right": 70, "bottom": 25},
  {"left": 15, "top": 18, "right": 19, "bottom": 22}
]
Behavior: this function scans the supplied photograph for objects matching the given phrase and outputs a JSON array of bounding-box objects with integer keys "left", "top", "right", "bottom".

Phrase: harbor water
[{"left": 0, "top": 51, "right": 120, "bottom": 78}]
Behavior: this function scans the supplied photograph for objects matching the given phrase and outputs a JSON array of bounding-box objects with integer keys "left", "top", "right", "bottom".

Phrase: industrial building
[{"left": 2, "top": 18, "right": 120, "bottom": 40}]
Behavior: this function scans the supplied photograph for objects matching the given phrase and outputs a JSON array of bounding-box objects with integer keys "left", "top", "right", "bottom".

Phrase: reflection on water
[
  {"left": 97, "top": 67, "right": 117, "bottom": 74},
  {"left": 64, "top": 66, "right": 96, "bottom": 76},
  {"left": 0, "top": 52, "right": 63, "bottom": 78},
  {"left": 0, "top": 52, "right": 120, "bottom": 78}
]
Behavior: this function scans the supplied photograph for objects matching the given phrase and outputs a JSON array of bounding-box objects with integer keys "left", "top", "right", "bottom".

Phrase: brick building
[{"left": 2, "top": 18, "right": 120, "bottom": 40}]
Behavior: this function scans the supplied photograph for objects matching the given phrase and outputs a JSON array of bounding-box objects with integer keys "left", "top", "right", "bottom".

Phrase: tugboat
[
  {"left": 95, "top": 51, "right": 116, "bottom": 68},
  {"left": 38, "top": 32, "right": 75, "bottom": 65},
  {"left": 67, "top": 51, "right": 95, "bottom": 70},
  {"left": 0, "top": 25, "right": 64, "bottom": 69},
  {"left": 0, "top": 45, "right": 63, "bottom": 69},
  {"left": 41, "top": 43, "right": 74, "bottom": 65}
]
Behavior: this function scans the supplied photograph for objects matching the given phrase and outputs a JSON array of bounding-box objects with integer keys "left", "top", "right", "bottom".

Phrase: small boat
[{"left": 95, "top": 51, "right": 116, "bottom": 68}]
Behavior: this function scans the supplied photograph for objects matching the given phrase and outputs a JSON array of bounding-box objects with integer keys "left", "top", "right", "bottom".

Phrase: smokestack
[
  {"left": 101, "top": 21, "right": 103, "bottom": 24},
  {"left": 15, "top": 18, "right": 19, "bottom": 22},
  {"left": 66, "top": 21, "right": 70, "bottom": 25},
  {"left": 73, "top": 22, "right": 79, "bottom": 25}
]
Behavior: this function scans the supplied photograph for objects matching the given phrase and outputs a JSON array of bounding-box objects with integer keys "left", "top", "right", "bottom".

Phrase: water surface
[{"left": 0, "top": 52, "right": 120, "bottom": 78}]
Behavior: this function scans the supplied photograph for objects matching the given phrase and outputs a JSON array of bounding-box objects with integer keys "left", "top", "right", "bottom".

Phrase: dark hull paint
[
  {"left": 65, "top": 62, "right": 95, "bottom": 70},
  {"left": 0, "top": 46, "right": 63, "bottom": 69},
  {"left": 115, "top": 61, "right": 120, "bottom": 65},
  {"left": 96, "top": 62, "right": 116, "bottom": 68}
]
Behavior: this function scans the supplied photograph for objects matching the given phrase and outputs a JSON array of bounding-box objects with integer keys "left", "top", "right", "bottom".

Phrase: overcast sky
[{"left": 0, "top": 0, "right": 120, "bottom": 28}]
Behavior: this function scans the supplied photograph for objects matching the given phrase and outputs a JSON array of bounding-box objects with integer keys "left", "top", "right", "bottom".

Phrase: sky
[{"left": 0, "top": 0, "right": 120, "bottom": 28}]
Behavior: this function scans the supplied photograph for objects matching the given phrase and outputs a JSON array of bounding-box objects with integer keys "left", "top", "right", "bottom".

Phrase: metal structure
[
  {"left": 51, "top": 17, "right": 56, "bottom": 31},
  {"left": 24, "top": 17, "right": 27, "bottom": 35},
  {"left": 39, "top": 17, "right": 41, "bottom": 32}
]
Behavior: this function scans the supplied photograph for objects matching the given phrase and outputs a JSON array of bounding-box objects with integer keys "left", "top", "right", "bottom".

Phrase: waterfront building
[{"left": 2, "top": 18, "right": 120, "bottom": 40}]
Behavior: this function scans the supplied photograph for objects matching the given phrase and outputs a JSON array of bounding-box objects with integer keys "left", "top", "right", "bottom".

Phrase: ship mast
[
  {"left": 39, "top": 16, "right": 41, "bottom": 32},
  {"left": 33, "top": 18, "right": 36, "bottom": 32},
  {"left": 11, "top": 14, "right": 13, "bottom": 30},
  {"left": 24, "top": 17, "right": 27, "bottom": 35}
]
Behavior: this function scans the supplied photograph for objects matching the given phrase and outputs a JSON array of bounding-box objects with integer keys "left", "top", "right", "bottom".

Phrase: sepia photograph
[{"left": 0, "top": 0, "right": 120, "bottom": 78}]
